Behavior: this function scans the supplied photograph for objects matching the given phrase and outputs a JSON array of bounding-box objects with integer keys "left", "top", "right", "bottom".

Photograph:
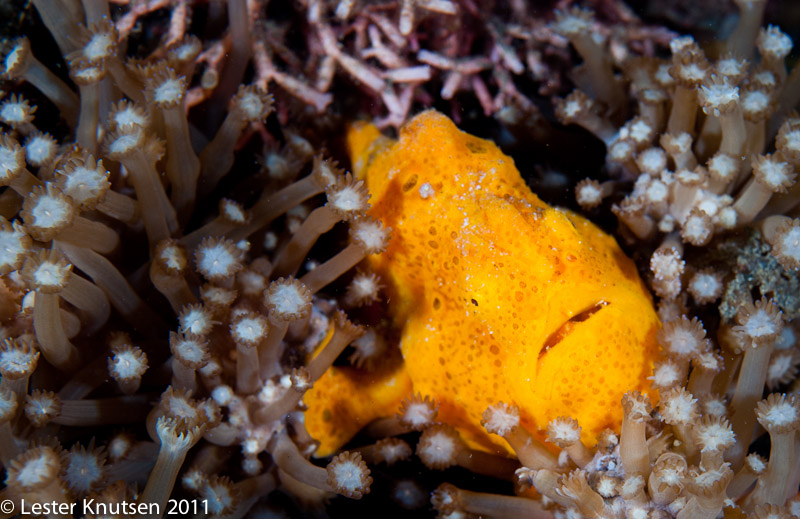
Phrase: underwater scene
[{"left": 0, "top": 0, "right": 800, "bottom": 517}]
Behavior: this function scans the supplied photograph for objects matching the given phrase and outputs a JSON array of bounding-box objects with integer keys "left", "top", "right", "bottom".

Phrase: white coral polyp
[
  {"left": 269, "top": 283, "right": 307, "bottom": 316},
  {"left": 31, "top": 196, "right": 71, "bottom": 229},
  {"left": 483, "top": 404, "right": 519, "bottom": 435},
  {"left": 331, "top": 457, "right": 368, "bottom": 493},
  {"left": 0, "top": 145, "right": 23, "bottom": 178},
  {"left": 25, "top": 136, "right": 56, "bottom": 165},
  {"left": 34, "top": 262, "right": 68, "bottom": 287},
  {"left": 110, "top": 350, "right": 144, "bottom": 378},
  {"left": 0, "top": 228, "right": 26, "bottom": 267},
  {"left": 550, "top": 420, "right": 581, "bottom": 443},
  {"left": 238, "top": 93, "right": 264, "bottom": 120},
  {"left": 233, "top": 317, "right": 266, "bottom": 343},
  {"left": 181, "top": 307, "right": 212, "bottom": 336},
  {"left": 778, "top": 226, "right": 800, "bottom": 262},
  {"left": 154, "top": 78, "right": 184, "bottom": 104},
  {"left": 352, "top": 220, "right": 389, "bottom": 253},
  {"left": 403, "top": 401, "right": 435, "bottom": 428},
  {"left": 63, "top": 165, "right": 106, "bottom": 204},
  {"left": 0, "top": 102, "right": 27, "bottom": 124},
  {"left": 329, "top": 186, "right": 365, "bottom": 213},
  {"left": 84, "top": 33, "right": 114, "bottom": 60},
  {"left": 160, "top": 246, "right": 186, "bottom": 271},
  {"left": 222, "top": 201, "right": 245, "bottom": 223},
  {"left": 108, "top": 132, "right": 140, "bottom": 155},
  {"left": 742, "top": 309, "right": 780, "bottom": 339},
  {"left": 762, "top": 400, "right": 797, "bottom": 427},
  {"left": 198, "top": 243, "right": 238, "bottom": 278}
]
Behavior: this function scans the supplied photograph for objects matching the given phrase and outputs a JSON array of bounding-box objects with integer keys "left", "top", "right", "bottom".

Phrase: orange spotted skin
[
  {"left": 303, "top": 358, "right": 413, "bottom": 455},
  {"left": 304, "top": 110, "right": 660, "bottom": 456}
]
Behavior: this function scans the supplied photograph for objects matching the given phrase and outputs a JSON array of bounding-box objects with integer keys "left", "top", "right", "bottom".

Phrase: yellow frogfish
[{"left": 304, "top": 110, "right": 660, "bottom": 457}]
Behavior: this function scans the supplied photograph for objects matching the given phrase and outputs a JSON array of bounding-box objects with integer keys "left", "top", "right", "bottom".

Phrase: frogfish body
[{"left": 304, "top": 110, "right": 660, "bottom": 456}]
